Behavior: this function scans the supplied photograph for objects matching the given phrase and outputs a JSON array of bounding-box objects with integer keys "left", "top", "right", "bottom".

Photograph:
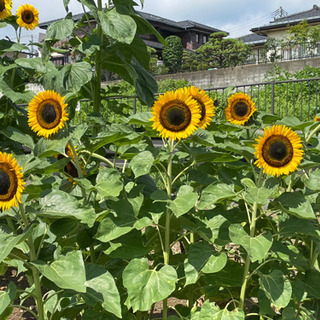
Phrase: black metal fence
[{"left": 75, "top": 77, "right": 320, "bottom": 123}]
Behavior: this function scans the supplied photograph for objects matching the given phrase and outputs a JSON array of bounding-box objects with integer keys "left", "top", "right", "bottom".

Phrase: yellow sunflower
[
  {"left": 0, "top": 0, "right": 12, "bottom": 20},
  {"left": 314, "top": 115, "right": 320, "bottom": 122},
  {"left": 56, "top": 144, "right": 79, "bottom": 180},
  {"left": 150, "top": 89, "right": 201, "bottom": 140},
  {"left": 16, "top": 4, "right": 39, "bottom": 30},
  {"left": 254, "top": 125, "right": 303, "bottom": 177},
  {"left": 0, "top": 152, "right": 25, "bottom": 211},
  {"left": 183, "top": 86, "right": 215, "bottom": 129},
  {"left": 225, "top": 92, "right": 257, "bottom": 125},
  {"left": 28, "top": 90, "right": 68, "bottom": 139}
]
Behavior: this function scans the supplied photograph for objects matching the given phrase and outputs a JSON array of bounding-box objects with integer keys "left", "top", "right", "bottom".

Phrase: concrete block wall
[{"left": 154, "top": 57, "right": 320, "bottom": 89}]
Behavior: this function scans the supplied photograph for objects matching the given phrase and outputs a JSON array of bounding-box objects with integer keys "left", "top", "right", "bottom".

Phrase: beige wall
[{"left": 153, "top": 57, "right": 320, "bottom": 89}]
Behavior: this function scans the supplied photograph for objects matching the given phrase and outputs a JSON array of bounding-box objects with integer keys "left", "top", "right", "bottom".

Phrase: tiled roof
[
  {"left": 238, "top": 33, "right": 267, "bottom": 45},
  {"left": 39, "top": 10, "right": 222, "bottom": 33},
  {"left": 251, "top": 5, "right": 320, "bottom": 33},
  {"left": 272, "top": 4, "right": 320, "bottom": 24}
]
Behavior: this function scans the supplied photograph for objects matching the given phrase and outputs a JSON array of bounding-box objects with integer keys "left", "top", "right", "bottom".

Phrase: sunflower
[
  {"left": 28, "top": 90, "right": 68, "bottom": 139},
  {"left": 0, "top": 0, "right": 12, "bottom": 20},
  {"left": 314, "top": 115, "right": 320, "bottom": 122},
  {"left": 150, "top": 89, "right": 201, "bottom": 140},
  {"left": 183, "top": 86, "right": 215, "bottom": 129},
  {"left": 16, "top": 4, "right": 39, "bottom": 30},
  {"left": 254, "top": 125, "right": 303, "bottom": 177},
  {"left": 56, "top": 144, "right": 79, "bottom": 180},
  {"left": 0, "top": 152, "right": 25, "bottom": 211},
  {"left": 225, "top": 92, "right": 257, "bottom": 125}
]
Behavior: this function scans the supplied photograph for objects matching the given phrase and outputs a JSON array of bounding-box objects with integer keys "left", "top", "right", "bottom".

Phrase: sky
[{"left": 1, "top": 0, "right": 320, "bottom": 47}]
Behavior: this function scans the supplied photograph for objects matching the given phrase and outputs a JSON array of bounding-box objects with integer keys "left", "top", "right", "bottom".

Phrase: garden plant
[{"left": 0, "top": 1, "right": 320, "bottom": 320}]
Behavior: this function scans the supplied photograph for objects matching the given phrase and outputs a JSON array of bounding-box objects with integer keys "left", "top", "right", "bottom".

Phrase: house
[
  {"left": 239, "top": 5, "right": 320, "bottom": 64},
  {"left": 38, "top": 10, "right": 224, "bottom": 64}
]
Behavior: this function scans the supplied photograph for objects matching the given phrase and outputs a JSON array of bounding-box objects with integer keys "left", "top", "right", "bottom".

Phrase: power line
[{"left": 226, "top": 9, "right": 279, "bottom": 34}]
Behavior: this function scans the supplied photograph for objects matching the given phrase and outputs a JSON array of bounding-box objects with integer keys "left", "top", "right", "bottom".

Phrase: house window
[
  {"left": 195, "top": 34, "right": 199, "bottom": 43},
  {"left": 203, "top": 35, "right": 207, "bottom": 43}
]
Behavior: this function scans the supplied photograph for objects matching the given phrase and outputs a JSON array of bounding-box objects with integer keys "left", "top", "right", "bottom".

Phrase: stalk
[
  {"left": 239, "top": 169, "right": 263, "bottom": 311},
  {"left": 93, "top": 0, "right": 103, "bottom": 116},
  {"left": 19, "top": 204, "right": 45, "bottom": 320},
  {"left": 162, "top": 139, "right": 175, "bottom": 320},
  {"left": 306, "top": 123, "right": 320, "bottom": 143}
]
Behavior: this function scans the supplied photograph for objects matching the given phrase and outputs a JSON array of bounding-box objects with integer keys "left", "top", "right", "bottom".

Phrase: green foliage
[
  {"left": 196, "top": 31, "right": 252, "bottom": 68},
  {"left": 162, "top": 35, "right": 184, "bottom": 73},
  {"left": 1, "top": 1, "right": 320, "bottom": 320}
]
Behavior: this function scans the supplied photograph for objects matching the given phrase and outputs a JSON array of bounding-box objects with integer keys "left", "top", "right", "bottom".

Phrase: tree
[
  {"left": 196, "top": 31, "right": 252, "bottom": 68},
  {"left": 162, "top": 35, "right": 183, "bottom": 73}
]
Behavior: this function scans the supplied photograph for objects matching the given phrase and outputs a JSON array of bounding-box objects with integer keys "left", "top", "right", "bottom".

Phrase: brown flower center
[
  {"left": 262, "top": 135, "right": 294, "bottom": 167},
  {"left": 22, "top": 10, "right": 34, "bottom": 24},
  {"left": 37, "top": 99, "right": 62, "bottom": 130},
  {"left": 234, "top": 102, "right": 249, "bottom": 117},
  {"left": 0, "top": 0, "right": 5, "bottom": 12},
  {"left": 160, "top": 101, "right": 192, "bottom": 132},
  {"left": 0, "top": 165, "right": 18, "bottom": 201},
  {"left": 0, "top": 169, "right": 10, "bottom": 196}
]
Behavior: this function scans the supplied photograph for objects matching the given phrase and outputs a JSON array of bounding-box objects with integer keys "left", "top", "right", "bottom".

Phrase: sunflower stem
[
  {"left": 18, "top": 203, "right": 45, "bottom": 320},
  {"left": 162, "top": 139, "right": 175, "bottom": 320},
  {"left": 239, "top": 169, "right": 263, "bottom": 311},
  {"left": 306, "top": 123, "right": 320, "bottom": 143},
  {"left": 93, "top": 0, "right": 103, "bottom": 126},
  {"left": 80, "top": 150, "right": 115, "bottom": 168}
]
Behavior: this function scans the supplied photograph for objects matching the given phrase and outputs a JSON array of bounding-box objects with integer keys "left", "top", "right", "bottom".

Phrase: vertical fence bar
[
  {"left": 271, "top": 81, "right": 275, "bottom": 114},
  {"left": 133, "top": 97, "right": 137, "bottom": 115},
  {"left": 300, "top": 83, "right": 303, "bottom": 121},
  {"left": 308, "top": 81, "right": 311, "bottom": 120},
  {"left": 286, "top": 83, "right": 289, "bottom": 116}
]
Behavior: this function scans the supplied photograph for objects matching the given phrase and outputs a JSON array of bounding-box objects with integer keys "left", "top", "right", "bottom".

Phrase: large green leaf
[
  {"left": 306, "top": 169, "right": 320, "bottom": 191},
  {"left": 36, "top": 190, "right": 96, "bottom": 227},
  {"left": 123, "top": 258, "right": 177, "bottom": 312},
  {"left": 84, "top": 264, "right": 121, "bottom": 318},
  {"left": 0, "top": 39, "right": 28, "bottom": 53},
  {"left": 2, "top": 126, "right": 34, "bottom": 149},
  {"left": 275, "top": 191, "right": 316, "bottom": 219},
  {"left": 229, "top": 224, "right": 273, "bottom": 262},
  {"left": 98, "top": 8, "right": 137, "bottom": 44},
  {"left": 198, "top": 183, "right": 235, "bottom": 210},
  {"left": 0, "top": 291, "right": 10, "bottom": 315},
  {"left": 15, "top": 58, "right": 55, "bottom": 74},
  {"left": 191, "top": 300, "right": 244, "bottom": 320},
  {"left": 57, "top": 62, "right": 93, "bottom": 94},
  {"left": 0, "top": 225, "right": 26, "bottom": 263},
  {"left": 45, "top": 17, "right": 75, "bottom": 40},
  {"left": 95, "top": 168, "right": 123, "bottom": 198},
  {"left": 168, "top": 185, "right": 198, "bottom": 218},
  {"left": 130, "top": 151, "right": 154, "bottom": 178},
  {"left": 184, "top": 242, "right": 227, "bottom": 286},
  {"left": 0, "top": 79, "right": 34, "bottom": 103},
  {"left": 259, "top": 270, "right": 292, "bottom": 309},
  {"left": 95, "top": 199, "right": 151, "bottom": 242},
  {"left": 33, "top": 251, "right": 86, "bottom": 293}
]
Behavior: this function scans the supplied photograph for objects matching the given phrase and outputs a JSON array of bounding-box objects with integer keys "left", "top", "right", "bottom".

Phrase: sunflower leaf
[
  {"left": 45, "top": 17, "right": 74, "bottom": 41},
  {"left": 36, "top": 190, "right": 96, "bottom": 227},
  {"left": 123, "top": 258, "right": 177, "bottom": 312},
  {"left": 130, "top": 151, "right": 154, "bottom": 178}
]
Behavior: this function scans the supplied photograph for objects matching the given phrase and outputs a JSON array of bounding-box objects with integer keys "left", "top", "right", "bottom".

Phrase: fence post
[{"left": 271, "top": 81, "right": 275, "bottom": 114}]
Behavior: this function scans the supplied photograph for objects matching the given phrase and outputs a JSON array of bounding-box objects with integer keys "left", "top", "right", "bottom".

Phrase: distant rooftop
[
  {"left": 238, "top": 33, "right": 267, "bottom": 45},
  {"left": 251, "top": 4, "right": 320, "bottom": 35},
  {"left": 39, "top": 10, "right": 223, "bottom": 34}
]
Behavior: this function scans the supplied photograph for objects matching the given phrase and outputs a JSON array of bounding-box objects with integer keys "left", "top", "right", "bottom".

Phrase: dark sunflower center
[
  {"left": 22, "top": 10, "right": 34, "bottom": 24},
  {"left": 234, "top": 102, "right": 249, "bottom": 117},
  {"left": 268, "top": 141, "right": 287, "bottom": 161},
  {"left": 166, "top": 106, "right": 186, "bottom": 126},
  {"left": 41, "top": 104, "right": 57, "bottom": 124},
  {"left": 262, "top": 135, "right": 294, "bottom": 168},
  {"left": 0, "top": 169, "right": 10, "bottom": 196},
  {"left": 196, "top": 99, "right": 206, "bottom": 122},
  {"left": 0, "top": 1, "right": 5, "bottom": 12}
]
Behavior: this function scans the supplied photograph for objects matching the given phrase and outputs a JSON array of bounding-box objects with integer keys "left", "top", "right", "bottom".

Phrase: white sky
[{"left": 1, "top": 0, "right": 319, "bottom": 44}]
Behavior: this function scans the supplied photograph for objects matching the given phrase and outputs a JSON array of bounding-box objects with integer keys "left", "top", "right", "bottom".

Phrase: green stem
[
  {"left": 306, "top": 123, "right": 320, "bottom": 143},
  {"left": 93, "top": 0, "right": 103, "bottom": 117},
  {"left": 80, "top": 150, "right": 114, "bottom": 168},
  {"left": 90, "top": 244, "right": 96, "bottom": 263},
  {"left": 18, "top": 204, "right": 45, "bottom": 320},
  {"left": 239, "top": 169, "right": 263, "bottom": 311},
  {"left": 162, "top": 139, "right": 175, "bottom": 320}
]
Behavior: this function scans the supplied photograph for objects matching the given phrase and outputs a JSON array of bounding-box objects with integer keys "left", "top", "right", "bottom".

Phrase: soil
[{"left": 0, "top": 268, "right": 36, "bottom": 320}]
